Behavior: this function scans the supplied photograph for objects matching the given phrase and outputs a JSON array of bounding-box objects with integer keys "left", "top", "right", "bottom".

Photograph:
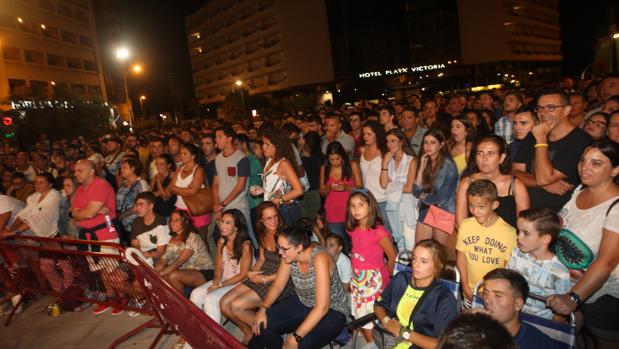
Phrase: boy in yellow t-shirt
[{"left": 456, "top": 179, "right": 516, "bottom": 307}]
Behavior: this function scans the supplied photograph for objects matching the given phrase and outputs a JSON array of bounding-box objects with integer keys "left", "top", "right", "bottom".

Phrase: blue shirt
[{"left": 514, "top": 321, "right": 562, "bottom": 349}]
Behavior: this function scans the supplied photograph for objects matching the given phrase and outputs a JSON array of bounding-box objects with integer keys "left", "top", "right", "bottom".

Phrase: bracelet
[
  {"left": 381, "top": 168, "right": 388, "bottom": 171},
  {"left": 534, "top": 143, "right": 549, "bottom": 148}
]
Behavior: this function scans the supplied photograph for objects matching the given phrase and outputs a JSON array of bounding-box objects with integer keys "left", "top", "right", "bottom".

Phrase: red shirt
[{"left": 72, "top": 176, "right": 118, "bottom": 240}]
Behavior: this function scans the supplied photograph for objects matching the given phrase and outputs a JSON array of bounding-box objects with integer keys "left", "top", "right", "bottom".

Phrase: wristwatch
[
  {"left": 292, "top": 332, "right": 303, "bottom": 343},
  {"left": 569, "top": 291, "right": 583, "bottom": 307},
  {"left": 401, "top": 329, "right": 412, "bottom": 341}
]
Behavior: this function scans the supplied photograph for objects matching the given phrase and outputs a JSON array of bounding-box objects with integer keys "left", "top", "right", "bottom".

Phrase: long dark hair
[
  {"left": 345, "top": 189, "right": 383, "bottom": 232},
  {"left": 419, "top": 129, "right": 450, "bottom": 193},
  {"left": 386, "top": 128, "right": 416, "bottom": 158},
  {"left": 448, "top": 115, "right": 476, "bottom": 150},
  {"left": 255, "top": 201, "right": 283, "bottom": 245},
  {"left": 180, "top": 142, "right": 205, "bottom": 168},
  {"left": 276, "top": 217, "right": 312, "bottom": 249},
  {"left": 220, "top": 209, "right": 250, "bottom": 261},
  {"left": 361, "top": 120, "right": 388, "bottom": 156},
  {"left": 169, "top": 210, "right": 197, "bottom": 242},
  {"left": 262, "top": 127, "right": 301, "bottom": 176},
  {"left": 324, "top": 141, "right": 352, "bottom": 184}
]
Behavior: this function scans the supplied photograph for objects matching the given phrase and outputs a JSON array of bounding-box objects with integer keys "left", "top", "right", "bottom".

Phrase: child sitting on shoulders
[{"left": 507, "top": 208, "right": 571, "bottom": 320}]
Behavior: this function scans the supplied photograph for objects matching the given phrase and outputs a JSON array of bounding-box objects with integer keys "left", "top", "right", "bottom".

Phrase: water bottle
[{"left": 104, "top": 215, "right": 116, "bottom": 233}]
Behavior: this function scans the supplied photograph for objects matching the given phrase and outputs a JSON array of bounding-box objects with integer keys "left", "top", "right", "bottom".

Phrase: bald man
[{"left": 71, "top": 159, "right": 118, "bottom": 244}]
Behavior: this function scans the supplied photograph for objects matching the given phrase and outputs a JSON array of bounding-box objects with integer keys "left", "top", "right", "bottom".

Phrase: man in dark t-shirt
[
  {"left": 480, "top": 269, "right": 562, "bottom": 349},
  {"left": 512, "top": 89, "right": 592, "bottom": 212}
]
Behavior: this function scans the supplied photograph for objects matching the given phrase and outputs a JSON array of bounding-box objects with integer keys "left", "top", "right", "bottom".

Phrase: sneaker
[
  {"left": 127, "top": 310, "right": 140, "bottom": 317},
  {"left": 110, "top": 307, "right": 124, "bottom": 316},
  {"left": 92, "top": 304, "right": 111, "bottom": 315}
]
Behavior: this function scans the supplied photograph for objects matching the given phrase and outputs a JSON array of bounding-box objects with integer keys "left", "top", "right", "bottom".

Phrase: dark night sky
[{"left": 108, "top": 0, "right": 616, "bottom": 115}]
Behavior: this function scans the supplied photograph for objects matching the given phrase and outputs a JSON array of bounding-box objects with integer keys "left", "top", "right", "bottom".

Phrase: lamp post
[
  {"left": 139, "top": 95, "right": 146, "bottom": 119},
  {"left": 116, "top": 47, "right": 143, "bottom": 129},
  {"left": 235, "top": 80, "right": 246, "bottom": 118}
]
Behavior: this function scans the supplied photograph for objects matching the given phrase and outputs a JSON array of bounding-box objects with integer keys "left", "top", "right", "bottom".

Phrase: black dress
[{"left": 242, "top": 248, "right": 293, "bottom": 300}]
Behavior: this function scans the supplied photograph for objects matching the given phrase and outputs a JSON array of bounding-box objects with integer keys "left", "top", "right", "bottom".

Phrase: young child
[
  {"left": 347, "top": 189, "right": 396, "bottom": 343},
  {"left": 456, "top": 179, "right": 516, "bottom": 307},
  {"left": 507, "top": 208, "right": 571, "bottom": 320},
  {"left": 326, "top": 234, "right": 352, "bottom": 292},
  {"left": 189, "top": 209, "right": 253, "bottom": 324}
]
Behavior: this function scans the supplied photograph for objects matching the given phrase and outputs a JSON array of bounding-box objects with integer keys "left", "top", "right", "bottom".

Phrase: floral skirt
[{"left": 351, "top": 267, "right": 388, "bottom": 327}]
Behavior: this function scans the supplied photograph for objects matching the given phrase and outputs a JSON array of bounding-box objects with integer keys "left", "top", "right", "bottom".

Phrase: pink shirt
[
  {"left": 324, "top": 176, "right": 354, "bottom": 223},
  {"left": 348, "top": 225, "right": 389, "bottom": 270},
  {"left": 72, "top": 176, "right": 118, "bottom": 240}
]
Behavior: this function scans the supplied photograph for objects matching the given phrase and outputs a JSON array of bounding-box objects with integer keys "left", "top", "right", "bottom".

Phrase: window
[
  {"left": 61, "top": 30, "right": 78, "bottom": 44},
  {"left": 75, "top": 11, "right": 89, "bottom": 24},
  {"left": 19, "top": 19, "right": 39, "bottom": 34},
  {"left": 79, "top": 35, "right": 93, "bottom": 47},
  {"left": 83, "top": 60, "right": 97, "bottom": 72},
  {"left": 66, "top": 57, "right": 82, "bottom": 70},
  {"left": 47, "top": 53, "right": 65, "bottom": 67},
  {"left": 8, "top": 79, "right": 27, "bottom": 96},
  {"left": 42, "top": 26, "right": 61, "bottom": 40},
  {"left": 30, "top": 80, "right": 50, "bottom": 98},
  {"left": 2, "top": 47, "right": 21, "bottom": 61},
  {"left": 25, "top": 50, "right": 45, "bottom": 64},
  {"left": 57, "top": 4, "right": 73, "bottom": 18},
  {"left": 88, "top": 85, "right": 102, "bottom": 97},
  {"left": 71, "top": 84, "right": 86, "bottom": 96}
]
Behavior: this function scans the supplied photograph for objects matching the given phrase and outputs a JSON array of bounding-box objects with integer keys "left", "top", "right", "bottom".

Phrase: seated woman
[
  {"left": 373, "top": 239, "right": 458, "bottom": 349},
  {"left": 155, "top": 210, "right": 214, "bottom": 293},
  {"left": 251, "top": 220, "right": 350, "bottom": 349},
  {"left": 2, "top": 172, "right": 61, "bottom": 239},
  {"left": 220, "top": 201, "right": 294, "bottom": 344},
  {"left": 189, "top": 208, "right": 253, "bottom": 324}
]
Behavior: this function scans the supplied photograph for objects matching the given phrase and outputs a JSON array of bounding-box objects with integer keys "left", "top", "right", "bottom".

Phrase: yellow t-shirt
[
  {"left": 393, "top": 285, "right": 425, "bottom": 349},
  {"left": 456, "top": 216, "right": 516, "bottom": 290}
]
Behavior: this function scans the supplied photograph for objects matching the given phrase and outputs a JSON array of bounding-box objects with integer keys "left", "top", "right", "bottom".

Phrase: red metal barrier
[
  {"left": 0, "top": 235, "right": 163, "bottom": 348},
  {"left": 124, "top": 248, "right": 246, "bottom": 349}
]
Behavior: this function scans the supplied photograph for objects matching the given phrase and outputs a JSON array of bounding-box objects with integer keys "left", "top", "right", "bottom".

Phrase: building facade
[
  {"left": 186, "top": 0, "right": 334, "bottom": 104},
  {"left": 0, "top": 0, "right": 107, "bottom": 107}
]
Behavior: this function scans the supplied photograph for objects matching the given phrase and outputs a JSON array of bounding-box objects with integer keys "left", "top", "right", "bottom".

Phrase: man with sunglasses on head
[{"left": 511, "top": 89, "right": 592, "bottom": 212}]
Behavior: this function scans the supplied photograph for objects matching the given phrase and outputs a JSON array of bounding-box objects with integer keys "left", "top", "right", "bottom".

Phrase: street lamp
[
  {"left": 139, "top": 95, "right": 147, "bottom": 119},
  {"left": 235, "top": 80, "right": 246, "bottom": 117},
  {"left": 116, "top": 47, "right": 130, "bottom": 61},
  {"left": 120, "top": 61, "right": 143, "bottom": 129}
]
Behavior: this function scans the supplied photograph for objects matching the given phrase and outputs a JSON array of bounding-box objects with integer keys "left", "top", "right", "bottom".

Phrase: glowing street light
[
  {"left": 614, "top": 33, "right": 619, "bottom": 39},
  {"left": 139, "top": 95, "right": 147, "bottom": 119},
  {"left": 132, "top": 64, "right": 143, "bottom": 73},
  {"left": 235, "top": 80, "right": 242, "bottom": 86},
  {"left": 115, "top": 47, "right": 130, "bottom": 61},
  {"left": 234, "top": 80, "right": 246, "bottom": 116},
  {"left": 17, "top": 17, "right": 23, "bottom": 23}
]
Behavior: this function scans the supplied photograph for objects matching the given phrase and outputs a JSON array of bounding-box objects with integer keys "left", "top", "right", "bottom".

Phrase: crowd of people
[{"left": 0, "top": 72, "right": 618, "bottom": 349}]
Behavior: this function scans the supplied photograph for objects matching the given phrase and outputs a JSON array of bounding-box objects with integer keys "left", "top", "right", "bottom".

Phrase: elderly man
[{"left": 476, "top": 269, "right": 561, "bottom": 349}]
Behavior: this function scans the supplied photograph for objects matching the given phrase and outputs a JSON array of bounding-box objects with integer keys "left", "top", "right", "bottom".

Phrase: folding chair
[
  {"left": 472, "top": 287, "right": 576, "bottom": 349},
  {"left": 347, "top": 250, "right": 461, "bottom": 348}
]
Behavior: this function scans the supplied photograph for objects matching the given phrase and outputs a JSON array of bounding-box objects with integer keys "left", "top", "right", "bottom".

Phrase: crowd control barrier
[
  {"left": 124, "top": 247, "right": 246, "bottom": 349},
  {"left": 0, "top": 235, "right": 160, "bottom": 348}
]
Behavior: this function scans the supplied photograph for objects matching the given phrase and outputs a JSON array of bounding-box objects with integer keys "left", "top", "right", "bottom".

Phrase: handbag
[
  {"left": 423, "top": 204, "right": 455, "bottom": 234},
  {"left": 182, "top": 187, "right": 214, "bottom": 216}
]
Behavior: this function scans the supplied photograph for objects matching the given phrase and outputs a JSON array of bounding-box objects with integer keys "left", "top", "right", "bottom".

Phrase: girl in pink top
[
  {"left": 320, "top": 141, "right": 362, "bottom": 252},
  {"left": 346, "top": 189, "right": 396, "bottom": 344}
]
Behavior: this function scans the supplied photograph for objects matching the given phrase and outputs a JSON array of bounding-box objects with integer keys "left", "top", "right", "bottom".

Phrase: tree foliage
[{"left": 7, "top": 93, "right": 113, "bottom": 149}]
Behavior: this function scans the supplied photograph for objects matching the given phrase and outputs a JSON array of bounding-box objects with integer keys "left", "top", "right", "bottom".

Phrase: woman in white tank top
[
  {"left": 169, "top": 144, "right": 210, "bottom": 231},
  {"left": 359, "top": 121, "right": 392, "bottom": 234}
]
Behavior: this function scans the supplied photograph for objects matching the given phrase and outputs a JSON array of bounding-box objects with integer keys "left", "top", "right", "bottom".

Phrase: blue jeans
[
  {"left": 250, "top": 295, "right": 347, "bottom": 349},
  {"left": 279, "top": 202, "right": 302, "bottom": 227},
  {"left": 378, "top": 201, "right": 393, "bottom": 236}
]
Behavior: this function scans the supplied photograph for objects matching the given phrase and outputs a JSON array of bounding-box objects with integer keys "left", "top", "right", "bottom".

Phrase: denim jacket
[{"left": 413, "top": 157, "right": 459, "bottom": 213}]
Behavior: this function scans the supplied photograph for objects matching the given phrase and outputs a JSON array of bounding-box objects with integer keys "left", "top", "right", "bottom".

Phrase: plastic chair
[{"left": 472, "top": 286, "right": 576, "bottom": 349}]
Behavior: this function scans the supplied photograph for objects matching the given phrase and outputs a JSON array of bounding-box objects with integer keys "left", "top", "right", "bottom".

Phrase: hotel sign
[{"left": 358, "top": 64, "right": 446, "bottom": 78}]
